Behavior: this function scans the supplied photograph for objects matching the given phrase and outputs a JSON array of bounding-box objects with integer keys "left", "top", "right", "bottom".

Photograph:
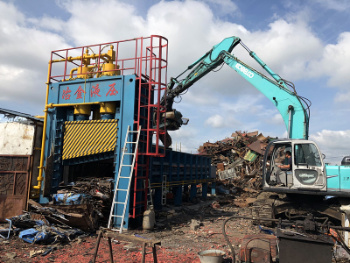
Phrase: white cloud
[
  {"left": 0, "top": 1, "right": 68, "bottom": 106},
  {"left": 180, "top": 90, "right": 220, "bottom": 106},
  {"left": 266, "top": 113, "right": 284, "bottom": 125},
  {"left": 246, "top": 19, "right": 323, "bottom": 80},
  {"left": 60, "top": 0, "right": 145, "bottom": 45},
  {"left": 169, "top": 126, "right": 203, "bottom": 153},
  {"left": 335, "top": 90, "right": 350, "bottom": 103},
  {"left": 28, "top": 16, "right": 65, "bottom": 32},
  {"left": 0, "top": 0, "right": 350, "bottom": 157},
  {"left": 202, "top": 0, "right": 239, "bottom": 17},
  {"left": 310, "top": 130, "right": 350, "bottom": 164},
  {"left": 309, "top": 32, "right": 350, "bottom": 89},
  {"left": 205, "top": 114, "right": 225, "bottom": 128},
  {"left": 0, "top": 1, "right": 25, "bottom": 27}
]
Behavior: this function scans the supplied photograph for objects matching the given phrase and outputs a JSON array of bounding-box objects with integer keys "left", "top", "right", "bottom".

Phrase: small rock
[
  {"left": 190, "top": 219, "right": 201, "bottom": 231},
  {"left": 30, "top": 249, "right": 45, "bottom": 258},
  {"left": 211, "top": 201, "right": 221, "bottom": 209},
  {"left": 6, "top": 252, "right": 16, "bottom": 259},
  {"left": 123, "top": 243, "right": 139, "bottom": 252}
]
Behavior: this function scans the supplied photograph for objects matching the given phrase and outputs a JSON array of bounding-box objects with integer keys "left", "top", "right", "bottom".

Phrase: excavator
[{"left": 159, "top": 36, "right": 350, "bottom": 221}]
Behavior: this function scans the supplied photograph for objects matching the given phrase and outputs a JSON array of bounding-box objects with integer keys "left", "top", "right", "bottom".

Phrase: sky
[{"left": 1, "top": 0, "right": 350, "bottom": 164}]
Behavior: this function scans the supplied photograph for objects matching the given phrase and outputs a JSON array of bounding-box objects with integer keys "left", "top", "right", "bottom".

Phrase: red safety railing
[
  {"left": 49, "top": 35, "right": 168, "bottom": 219},
  {"left": 49, "top": 35, "right": 168, "bottom": 157}
]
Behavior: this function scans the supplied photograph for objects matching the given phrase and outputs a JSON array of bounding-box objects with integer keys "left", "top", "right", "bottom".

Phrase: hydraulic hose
[{"left": 222, "top": 216, "right": 240, "bottom": 263}]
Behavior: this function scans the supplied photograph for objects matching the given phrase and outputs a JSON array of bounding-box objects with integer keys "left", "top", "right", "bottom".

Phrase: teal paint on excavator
[
  {"left": 170, "top": 36, "right": 309, "bottom": 140},
  {"left": 223, "top": 52, "right": 309, "bottom": 139}
]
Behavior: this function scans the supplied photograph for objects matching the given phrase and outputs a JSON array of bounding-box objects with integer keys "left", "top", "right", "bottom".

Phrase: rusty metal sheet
[
  {"left": 239, "top": 234, "right": 277, "bottom": 263},
  {"left": 0, "top": 195, "right": 26, "bottom": 221},
  {"left": 246, "top": 131, "right": 259, "bottom": 137},
  {"left": 247, "top": 140, "right": 267, "bottom": 155},
  {"left": 0, "top": 155, "right": 30, "bottom": 221},
  {"left": 44, "top": 204, "right": 97, "bottom": 231},
  {"left": 216, "top": 163, "right": 225, "bottom": 172}
]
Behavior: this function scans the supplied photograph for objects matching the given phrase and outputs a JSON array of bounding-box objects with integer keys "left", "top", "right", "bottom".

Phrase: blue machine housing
[
  {"left": 37, "top": 36, "right": 214, "bottom": 230},
  {"left": 326, "top": 165, "right": 350, "bottom": 193},
  {"left": 40, "top": 75, "right": 136, "bottom": 202},
  {"left": 150, "top": 149, "right": 213, "bottom": 209},
  {"left": 39, "top": 74, "right": 213, "bottom": 229}
]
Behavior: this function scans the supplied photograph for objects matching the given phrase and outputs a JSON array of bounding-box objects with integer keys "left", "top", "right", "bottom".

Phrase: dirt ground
[
  {"left": 0, "top": 192, "right": 265, "bottom": 263},
  {"left": 1, "top": 191, "right": 347, "bottom": 263}
]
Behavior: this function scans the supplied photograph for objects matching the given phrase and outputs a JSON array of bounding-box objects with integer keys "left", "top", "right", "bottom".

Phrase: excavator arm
[{"left": 161, "top": 36, "right": 309, "bottom": 143}]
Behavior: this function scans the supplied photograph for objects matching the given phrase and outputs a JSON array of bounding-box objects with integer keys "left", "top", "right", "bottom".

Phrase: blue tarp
[
  {"left": 19, "top": 226, "right": 83, "bottom": 244},
  {"left": 19, "top": 228, "right": 49, "bottom": 244},
  {"left": 53, "top": 193, "right": 86, "bottom": 205}
]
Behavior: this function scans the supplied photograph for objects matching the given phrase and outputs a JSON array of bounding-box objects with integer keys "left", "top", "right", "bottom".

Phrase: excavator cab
[{"left": 263, "top": 139, "right": 327, "bottom": 194}]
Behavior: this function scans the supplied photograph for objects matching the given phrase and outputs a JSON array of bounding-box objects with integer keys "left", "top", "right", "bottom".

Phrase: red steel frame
[
  {"left": 49, "top": 35, "right": 168, "bottom": 156},
  {"left": 49, "top": 35, "right": 169, "bottom": 218}
]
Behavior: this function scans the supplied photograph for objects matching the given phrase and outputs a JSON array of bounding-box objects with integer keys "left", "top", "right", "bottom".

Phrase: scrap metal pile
[
  {"left": 49, "top": 177, "right": 114, "bottom": 231},
  {"left": 6, "top": 177, "right": 114, "bottom": 245},
  {"left": 198, "top": 131, "right": 273, "bottom": 192}
]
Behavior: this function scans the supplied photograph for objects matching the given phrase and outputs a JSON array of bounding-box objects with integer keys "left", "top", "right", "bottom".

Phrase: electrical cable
[
  {"left": 334, "top": 229, "right": 350, "bottom": 255},
  {"left": 222, "top": 216, "right": 237, "bottom": 263},
  {"left": 281, "top": 78, "right": 312, "bottom": 122},
  {"left": 212, "top": 62, "right": 225, "bottom": 72},
  {"left": 179, "top": 88, "right": 189, "bottom": 96},
  {"left": 174, "top": 68, "right": 189, "bottom": 80},
  {"left": 174, "top": 96, "right": 182, "bottom": 104}
]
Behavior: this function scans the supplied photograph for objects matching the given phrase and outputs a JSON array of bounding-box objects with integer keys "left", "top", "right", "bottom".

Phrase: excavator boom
[{"left": 161, "top": 36, "right": 310, "bottom": 140}]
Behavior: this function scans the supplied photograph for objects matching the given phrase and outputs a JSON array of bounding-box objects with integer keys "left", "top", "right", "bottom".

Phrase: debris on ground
[
  {"left": 53, "top": 177, "right": 114, "bottom": 228},
  {"left": 1, "top": 134, "right": 349, "bottom": 262},
  {"left": 1, "top": 193, "right": 350, "bottom": 262},
  {"left": 22, "top": 177, "right": 114, "bottom": 232}
]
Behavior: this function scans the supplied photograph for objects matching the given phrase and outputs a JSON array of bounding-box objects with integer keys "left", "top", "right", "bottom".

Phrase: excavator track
[{"left": 252, "top": 192, "right": 343, "bottom": 226}]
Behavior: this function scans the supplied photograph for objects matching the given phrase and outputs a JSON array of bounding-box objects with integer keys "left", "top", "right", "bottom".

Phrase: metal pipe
[
  {"left": 288, "top": 105, "right": 294, "bottom": 138},
  {"left": 69, "top": 65, "right": 96, "bottom": 79},
  {"left": 51, "top": 52, "right": 112, "bottom": 63},
  {"left": 32, "top": 98, "right": 103, "bottom": 195},
  {"left": 47, "top": 102, "right": 102, "bottom": 108},
  {"left": 240, "top": 41, "right": 283, "bottom": 84},
  {"left": 69, "top": 68, "right": 77, "bottom": 78},
  {"left": 32, "top": 62, "right": 52, "bottom": 193}
]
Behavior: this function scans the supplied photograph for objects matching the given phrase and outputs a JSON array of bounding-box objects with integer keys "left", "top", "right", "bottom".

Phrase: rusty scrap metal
[{"left": 198, "top": 131, "right": 273, "bottom": 193}]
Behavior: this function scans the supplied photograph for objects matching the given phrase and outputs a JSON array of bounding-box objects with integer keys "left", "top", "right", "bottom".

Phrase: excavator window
[
  {"left": 294, "top": 143, "right": 322, "bottom": 167},
  {"left": 293, "top": 143, "right": 322, "bottom": 185}
]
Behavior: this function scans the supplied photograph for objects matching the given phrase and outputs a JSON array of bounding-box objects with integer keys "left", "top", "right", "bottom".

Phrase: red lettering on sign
[
  {"left": 106, "top": 83, "right": 118, "bottom": 96},
  {"left": 62, "top": 87, "right": 71, "bottom": 100},
  {"left": 74, "top": 86, "right": 85, "bottom": 99},
  {"left": 91, "top": 84, "right": 101, "bottom": 97}
]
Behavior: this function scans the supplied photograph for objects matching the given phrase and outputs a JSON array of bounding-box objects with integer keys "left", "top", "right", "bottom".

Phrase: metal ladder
[
  {"left": 107, "top": 125, "right": 141, "bottom": 233},
  {"left": 161, "top": 175, "right": 167, "bottom": 206},
  {"left": 144, "top": 179, "right": 153, "bottom": 209}
]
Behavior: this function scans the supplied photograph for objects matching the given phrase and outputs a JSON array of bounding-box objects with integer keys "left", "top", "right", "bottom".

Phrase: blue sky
[{"left": 1, "top": 0, "right": 350, "bottom": 164}]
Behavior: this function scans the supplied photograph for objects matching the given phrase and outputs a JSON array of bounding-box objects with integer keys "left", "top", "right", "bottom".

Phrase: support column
[
  {"left": 202, "top": 183, "right": 208, "bottom": 200},
  {"left": 154, "top": 187, "right": 162, "bottom": 211},
  {"left": 190, "top": 184, "right": 197, "bottom": 201},
  {"left": 173, "top": 186, "right": 182, "bottom": 206},
  {"left": 211, "top": 182, "right": 216, "bottom": 195}
]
